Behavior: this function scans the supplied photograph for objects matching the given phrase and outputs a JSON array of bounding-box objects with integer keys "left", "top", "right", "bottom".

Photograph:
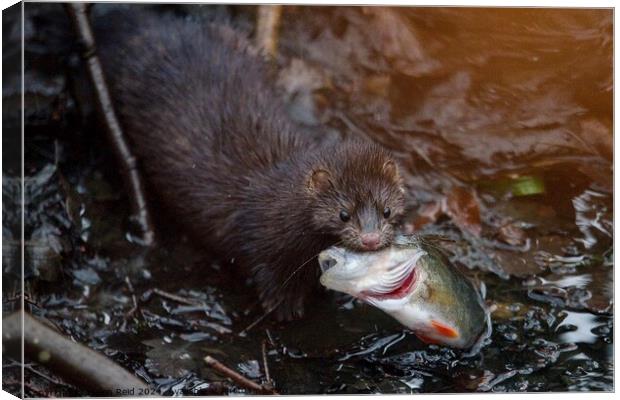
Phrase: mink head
[{"left": 307, "top": 141, "right": 405, "bottom": 251}]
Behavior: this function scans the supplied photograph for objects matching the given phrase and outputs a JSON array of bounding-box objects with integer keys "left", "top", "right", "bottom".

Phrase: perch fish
[{"left": 319, "top": 235, "right": 490, "bottom": 349}]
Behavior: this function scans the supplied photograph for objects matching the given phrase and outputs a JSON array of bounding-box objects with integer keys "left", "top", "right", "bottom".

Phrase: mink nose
[{"left": 360, "top": 232, "right": 381, "bottom": 250}]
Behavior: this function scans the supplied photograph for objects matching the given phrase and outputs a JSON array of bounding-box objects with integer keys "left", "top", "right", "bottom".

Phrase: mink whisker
[{"left": 277, "top": 239, "right": 345, "bottom": 293}]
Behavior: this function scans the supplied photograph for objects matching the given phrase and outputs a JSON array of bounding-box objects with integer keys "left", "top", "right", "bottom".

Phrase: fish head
[{"left": 319, "top": 245, "right": 425, "bottom": 310}]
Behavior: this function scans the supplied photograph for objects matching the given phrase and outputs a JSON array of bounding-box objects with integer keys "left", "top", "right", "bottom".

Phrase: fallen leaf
[
  {"left": 442, "top": 186, "right": 482, "bottom": 237},
  {"left": 407, "top": 201, "right": 443, "bottom": 232},
  {"left": 498, "top": 222, "right": 527, "bottom": 246}
]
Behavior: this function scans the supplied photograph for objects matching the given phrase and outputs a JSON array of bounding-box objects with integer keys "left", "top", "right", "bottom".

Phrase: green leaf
[{"left": 509, "top": 176, "right": 546, "bottom": 196}]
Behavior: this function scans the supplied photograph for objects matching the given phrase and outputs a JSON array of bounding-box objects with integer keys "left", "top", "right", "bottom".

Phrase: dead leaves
[{"left": 408, "top": 186, "right": 482, "bottom": 238}]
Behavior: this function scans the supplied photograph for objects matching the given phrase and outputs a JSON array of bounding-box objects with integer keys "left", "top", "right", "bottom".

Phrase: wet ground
[{"left": 2, "top": 4, "right": 613, "bottom": 395}]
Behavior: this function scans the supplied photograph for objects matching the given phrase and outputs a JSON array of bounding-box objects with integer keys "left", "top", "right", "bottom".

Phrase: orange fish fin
[{"left": 431, "top": 320, "right": 459, "bottom": 338}]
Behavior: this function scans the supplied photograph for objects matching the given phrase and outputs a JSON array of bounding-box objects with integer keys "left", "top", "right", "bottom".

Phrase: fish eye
[
  {"left": 340, "top": 210, "right": 351, "bottom": 222},
  {"left": 383, "top": 207, "right": 391, "bottom": 219}
]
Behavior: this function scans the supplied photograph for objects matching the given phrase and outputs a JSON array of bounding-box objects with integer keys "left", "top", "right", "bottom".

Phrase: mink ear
[
  {"left": 308, "top": 169, "right": 332, "bottom": 192},
  {"left": 382, "top": 160, "right": 399, "bottom": 180}
]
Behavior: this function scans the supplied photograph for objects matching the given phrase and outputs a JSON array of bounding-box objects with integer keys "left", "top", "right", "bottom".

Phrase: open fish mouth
[
  {"left": 358, "top": 251, "right": 423, "bottom": 302},
  {"left": 319, "top": 248, "right": 425, "bottom": 302},
  {"left": 360, "top": 266, "right": 418, "bottom": 301}
]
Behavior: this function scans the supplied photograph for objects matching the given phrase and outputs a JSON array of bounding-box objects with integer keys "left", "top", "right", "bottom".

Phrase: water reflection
[
  {"left": 573, "top": 189, "right": 613, "bottom": 249},
  {"left": 556, "top": 311, "right": 602, "bottom": 344},
  {"left": 540, "top": 274, "right": 592, "bottom": 289}
]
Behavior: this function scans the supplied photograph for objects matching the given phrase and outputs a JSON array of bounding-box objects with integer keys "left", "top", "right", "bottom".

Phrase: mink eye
[
  {"left": 383, "top": 207, "right": 391, "bottom": 219},
  {"left": 339, "top": 210, "right": 351, "bottom": 222}
]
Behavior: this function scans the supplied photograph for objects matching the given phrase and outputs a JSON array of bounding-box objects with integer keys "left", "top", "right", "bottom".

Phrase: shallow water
[{"left": 3, "top": 4, "right": 613, "bottom": 395}]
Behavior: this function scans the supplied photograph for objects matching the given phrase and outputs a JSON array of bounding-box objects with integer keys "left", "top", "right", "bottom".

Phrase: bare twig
[
  {"left": 152, "top": 288, "right": 203, "bottom": 306},
  {"left": 261, "top": 340, "right": 271, "bottom": 383},
  {"left": 124, "top": 276, "right": 139, "bottom": 318},
  {"left": 255, "top": 5, "right": 282, "bottom": 57},
  {"left": 204, "top": 355, "right": 278, "bottom": 395},
  {"left": 3, "top": 294, "right": 21, "bottom": 304},
  {"left": 25, "top": 364, "right": 67, "bottom": 387},
  {"left": 65, "top": 3, "right": 155, "bottom": 246},
  {"left": 8, "top": 377, "right": 51, "bottom": 398},
  {"left": 265, "top": 329, "right": 275, "bottom": 346}
]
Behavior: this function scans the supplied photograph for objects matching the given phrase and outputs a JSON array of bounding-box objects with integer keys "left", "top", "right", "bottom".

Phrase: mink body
[{"left": 94, "top": 8, "right": 405, "bottom": 320}]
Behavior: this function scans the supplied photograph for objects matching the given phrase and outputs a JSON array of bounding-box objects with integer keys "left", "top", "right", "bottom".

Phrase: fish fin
[{"left": 431, "top": 320, "right": 459, "bottom": 338}]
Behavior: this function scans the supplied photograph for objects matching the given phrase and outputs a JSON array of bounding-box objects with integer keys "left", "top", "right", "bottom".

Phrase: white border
[{"left": 0, "top": 1, "right": 616, "bottom": 400}]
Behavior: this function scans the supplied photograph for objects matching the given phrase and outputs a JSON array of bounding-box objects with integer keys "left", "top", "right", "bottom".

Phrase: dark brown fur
[{"left": 94, "top": 8, "right": 405, "bottom": 320}]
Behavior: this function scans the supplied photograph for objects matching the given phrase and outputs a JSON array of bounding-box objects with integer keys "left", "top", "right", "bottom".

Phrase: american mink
[{"left": 93, "top": 8, "right": 405, "bottom": 320}]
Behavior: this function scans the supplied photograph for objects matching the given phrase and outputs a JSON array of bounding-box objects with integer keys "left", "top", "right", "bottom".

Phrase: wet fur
[{"left": 94, "top": 8, "right": 404, "bottom": 320}]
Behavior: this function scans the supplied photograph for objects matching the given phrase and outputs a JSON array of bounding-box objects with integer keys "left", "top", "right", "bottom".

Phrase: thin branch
[
  {"left": 3, "top": 289, "right": 42, "bottom": 311},
  {"left": 65, "top": 3, "right": 154, "bottom": 246},
  {"left": 265, "top": 329, "right": 275, "bottom": 346},
  {"left": 124, "top": 276, "right": 139, "bottom": 318},
  {"left": 261, "top": 340, "right": 271, "bottom": 384},
  {"left": 6, "top": 377, "right": 51, "bottom": 398},
  {"left": 204, "top": 355, "right": 278, "bottom": 395},
  {"left": 152, "top": 288, "right": 203, "bottom": 306},
  {"left": 25, "top": 364, "right": 67, "bottom": 387}
]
